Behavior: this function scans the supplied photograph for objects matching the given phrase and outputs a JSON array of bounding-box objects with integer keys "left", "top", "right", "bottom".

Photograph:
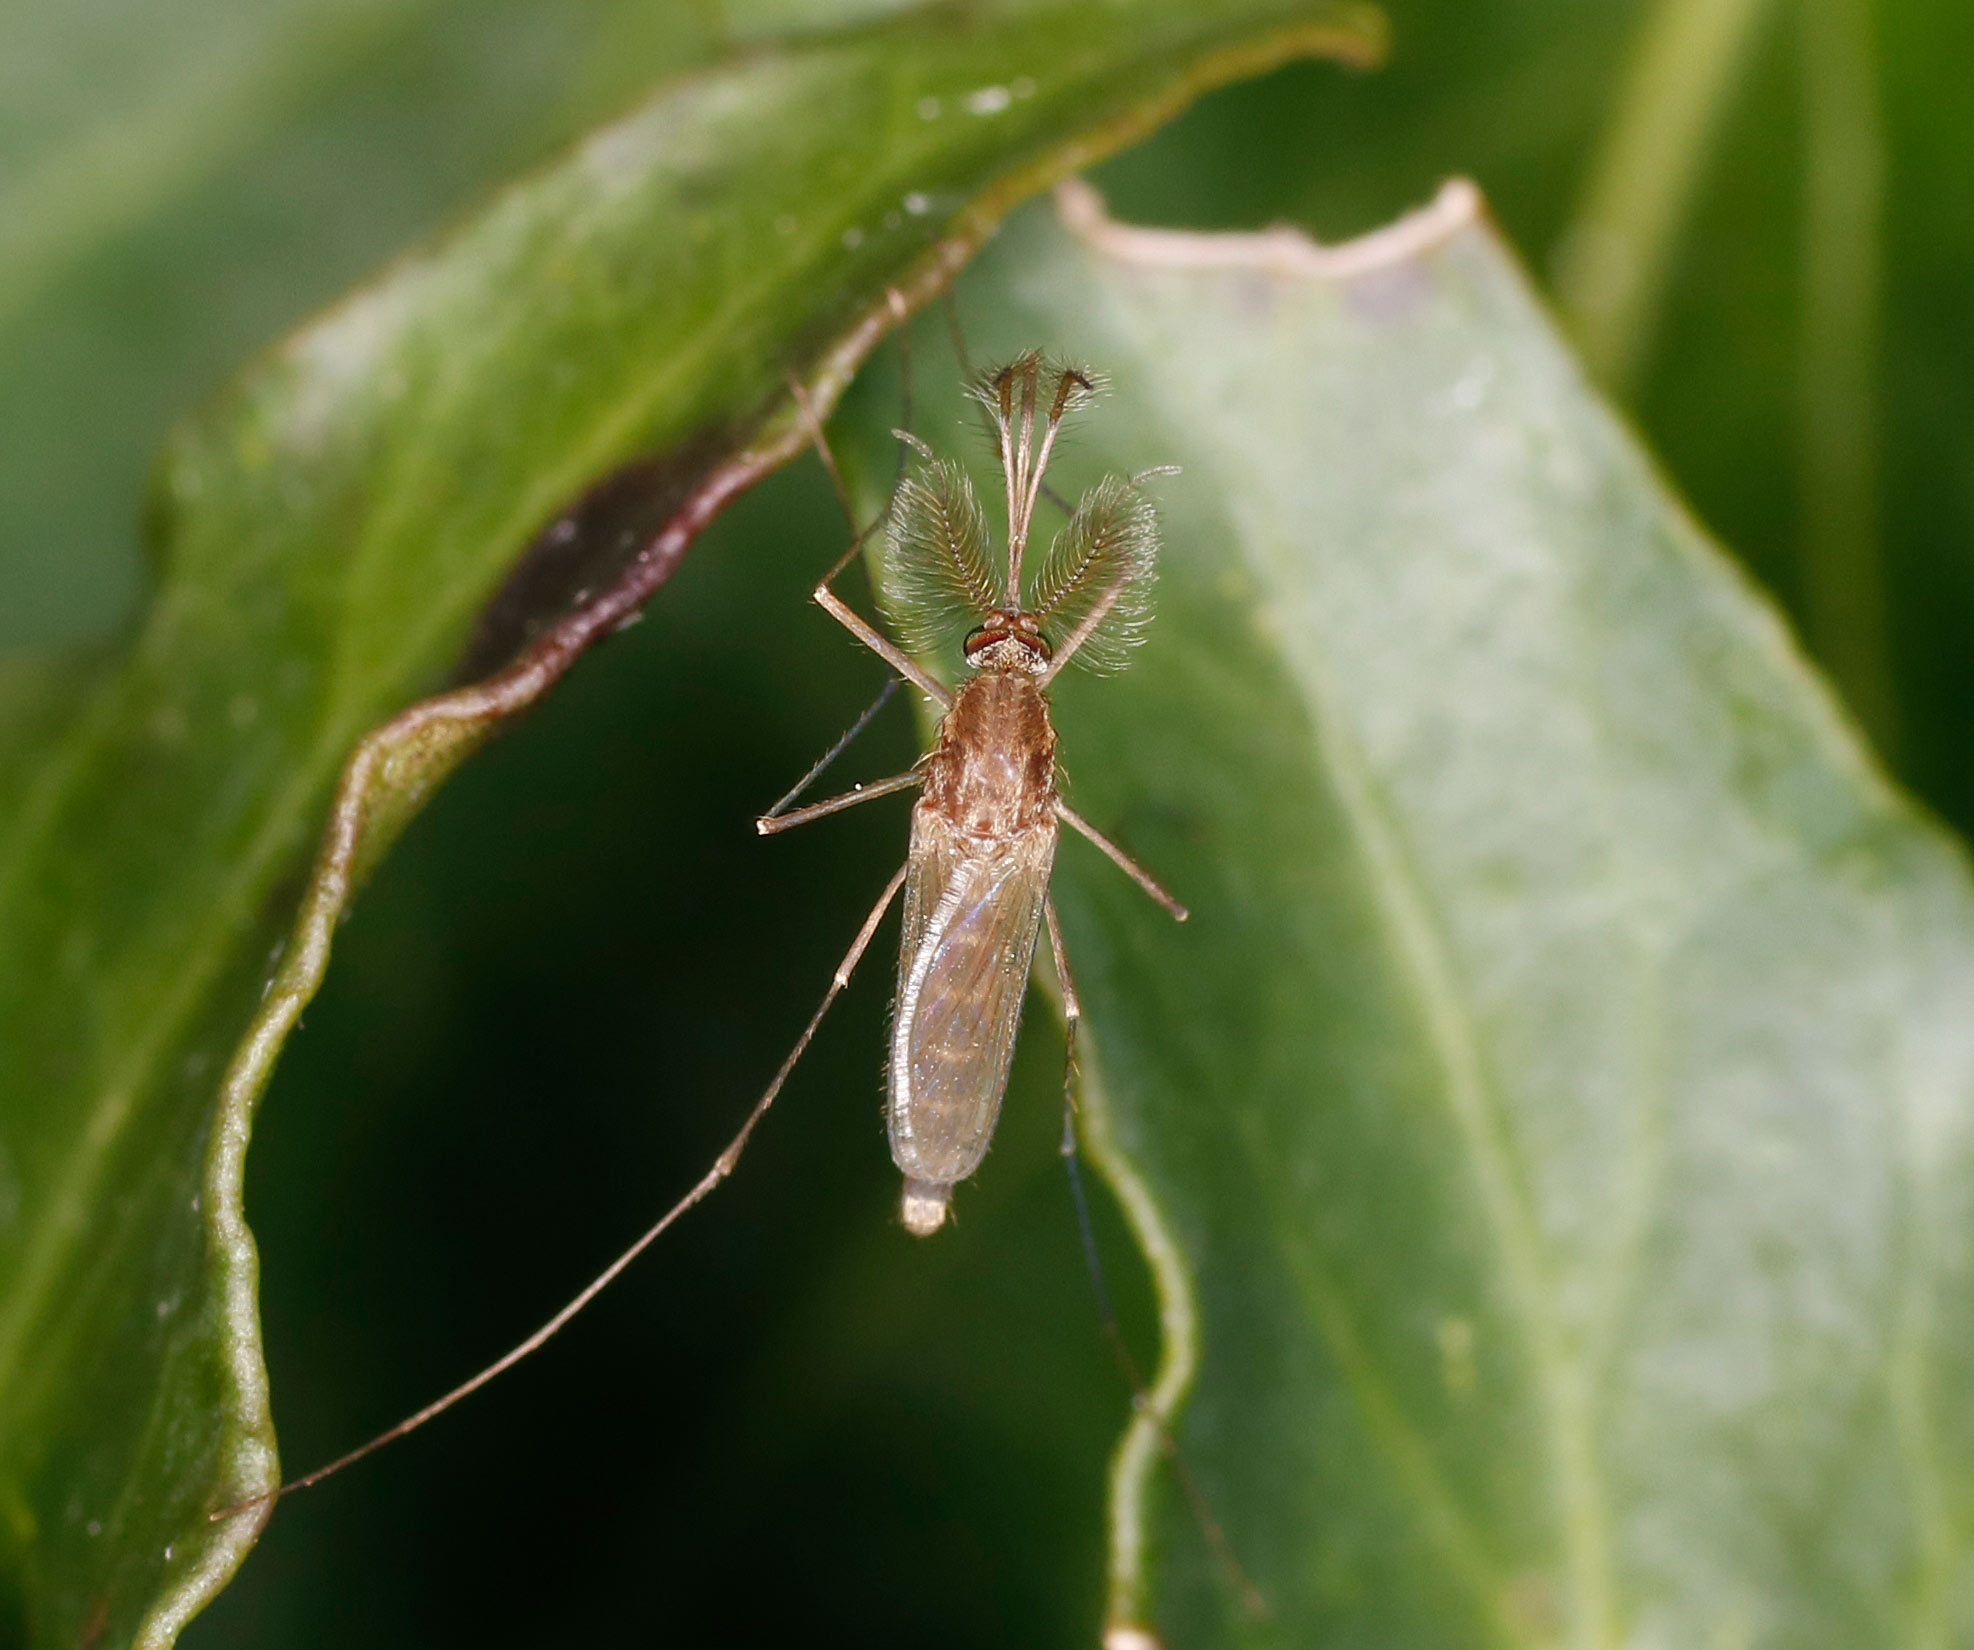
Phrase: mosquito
[
  {"left": 213, "top": 348, "right": 1184, "bottom": 1518},
  {"left": 765, "top": 348, "right": 1186, "bottom": 1234}
]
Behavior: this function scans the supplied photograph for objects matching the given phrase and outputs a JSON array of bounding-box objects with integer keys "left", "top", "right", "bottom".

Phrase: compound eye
[{"left": 962, "top": 621, "right": 1051, "bottom": 669}]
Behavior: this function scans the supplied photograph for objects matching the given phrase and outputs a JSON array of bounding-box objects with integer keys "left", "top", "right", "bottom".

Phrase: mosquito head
[{"left": 962, "top": 609, "right": 1051, "bottom": 674}]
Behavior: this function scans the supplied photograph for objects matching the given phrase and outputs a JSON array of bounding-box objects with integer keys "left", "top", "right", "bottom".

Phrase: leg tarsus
[
  {"left": 758, "top": 675, "right": 903, "bottom": 826},
  {"left": 942, "top": 289, "right": 974, "bottom": 380},
  {"left": 1054, "top": 802, "right": 1187, "bottom": 921},
  {"left": 815, "top": 584, "right": 952, "bottom": 706},
  {"left": 1045, "top": 899, "right": 1084, "bottom": 1161},
  {"left": 786, "top": 318, "right": 953, "bottom": 708},
  {"left": 211, "top": 864, "right": 909, "bottom": 1521},
  {"left": 758, "top": 768, "right": 921, "bottom": 836},
  {"left": 1044, "top": 897, "right": 1267, "bottom": 1623},
  {"left": 786, "top": 373, "right": 856, "bottom": 532}
]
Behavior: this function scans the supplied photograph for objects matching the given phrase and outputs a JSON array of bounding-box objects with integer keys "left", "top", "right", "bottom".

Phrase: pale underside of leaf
[{"left": 865, "top": 180, "right": 1974, "bottom": 1649}]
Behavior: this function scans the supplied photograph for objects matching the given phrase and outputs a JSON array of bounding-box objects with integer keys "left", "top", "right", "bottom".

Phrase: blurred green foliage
[{"left": 1, "top": 0, "right": 1969, "bottom": 1646}]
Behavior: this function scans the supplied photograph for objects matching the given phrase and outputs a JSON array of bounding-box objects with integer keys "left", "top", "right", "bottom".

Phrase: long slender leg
[
  {"left": 891, "top": 296, "right": 915, "bottom": 487},
  {"left": 1045, "top": 898, "right": 1084, "bottom": 1151},
  {"left": 1035, "top": 570, "right": 1130, "bottom": 688},
  {"left": 1033, "top": 470, "right": 1181, "bottom": 688},
  {"left": 787, "top": 361, "right": 954, "bottom": 709},
  {"left": 757, "top": 769, "right": 920, "bottom": 836},
  {"left": 213, "top": 864, "right": 910, "bottom": 1521},
  {"left": 788, "top": 384, "right": 894, "bottom": 588},
  {"left": 1045, "top": 903, "right": 1138, "bottom": 1405},
  {"left": 760, "top": 675, "right": 901, "bottom": 824},
  {"left": 1054, "top": 802, "right": 1188, "bottom": 921},
  {"left": 1044, "top": 901, "right": 1132, "bottom": 1381},
  {"left": 793, "top": 286, "right": 912, "bottom": 536},
  {"left": 1044, "top": 899, "right": 1266, "bottom": 1622},
  {"left": 942, "top": 289, "right": 974, "bottom": 380},
  {"left": 814, "top": 585, "right": 952, "bottom": 707}
]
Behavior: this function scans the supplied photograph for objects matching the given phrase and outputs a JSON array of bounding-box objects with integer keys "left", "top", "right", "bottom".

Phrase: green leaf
[
  {"left": 0, "top": 0, "right": 731, "bottom": 649},
  {"left": 837, "top": 187, "right": 1974, "bottom": 1644},
  {"left": 0, "top": 6, "right": 1383, "bottom": 1646}
]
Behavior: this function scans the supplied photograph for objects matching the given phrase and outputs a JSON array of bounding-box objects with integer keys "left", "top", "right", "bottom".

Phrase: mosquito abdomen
[
  {"left": 888, "top": 819, "right": 1054, "bottom": 1233},
  {"left": 888, "top": 671, "right": 1059, "bottom": 1234}
]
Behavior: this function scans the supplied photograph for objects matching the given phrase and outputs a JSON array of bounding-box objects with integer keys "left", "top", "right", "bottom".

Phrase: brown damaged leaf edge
[
  {"left": 184, "top": 6, "right": 1388, "bottom": 1624},
  {"left": 1048, "top": 174, "right": 1487, "bottom": 1650}
]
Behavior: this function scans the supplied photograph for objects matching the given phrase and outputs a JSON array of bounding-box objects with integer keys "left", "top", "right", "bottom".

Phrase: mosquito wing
[{"left": 888, "top": 809, "right": 1057, "bottom": 1233}]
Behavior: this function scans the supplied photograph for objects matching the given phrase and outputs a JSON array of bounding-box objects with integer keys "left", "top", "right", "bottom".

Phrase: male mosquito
[
  {"left": 214, "top": 348, "right": 1183, "bottom": 1518},
  {"left": 766, "top": 348, "right": 1187, "bottom": 1235}
]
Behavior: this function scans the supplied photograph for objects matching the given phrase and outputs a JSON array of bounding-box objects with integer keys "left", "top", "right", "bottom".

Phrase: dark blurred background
[{"left": 1, "top": 0, "right": 1968, "bottom": 1643}]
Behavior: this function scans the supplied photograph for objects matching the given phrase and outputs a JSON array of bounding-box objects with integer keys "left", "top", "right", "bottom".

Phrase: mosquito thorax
[{"left": 962, "top": 612, "right": 1051, "bottom": 675}]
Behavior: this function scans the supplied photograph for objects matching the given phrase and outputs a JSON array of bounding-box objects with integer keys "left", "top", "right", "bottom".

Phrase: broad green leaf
[
  {"left": 1094, "top": 0, "right": 1974, "bottom": 860},
  {"left": 836, "top": 187, "right": 1974, "bottom": 1644},
  {"left": 0, "top": 6, "right": 1383, "bottom": 1646}
]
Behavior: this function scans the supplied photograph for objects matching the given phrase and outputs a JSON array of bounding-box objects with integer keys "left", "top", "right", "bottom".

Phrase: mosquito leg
[
  {"left": 1045, "top": 901, "right": 1137, "bottom": 1390},
  {"left": 212, "top": 864, "right": 910, "bottom": 1523},
  {"left": 813, "top": 586, "right": 952, "bottom": 707},
  {"left": 942, "top": 289, "right": 974, "bottom": 380},
  {"left": 1035, "top": 567, "right": 1130, "bottom": 688},
  {"left": 1054, "top": 802, "right": 1188, "bottom": 921},
  {"left": 1046, "top": 900, "right": 1140, "bottom": 1386},
  {"left": 787, "top": 380, "right": 887, "bottom": 573},
  {"left": 1044, "top": 897, "right": 1084, "bottom": 1142},
  {"left": 789, "top": 287, "right": 912, "bottom": 535},
  {"left": 1045, "top": 899, "right": 1266, "bottom": 1622},
  {"left": 891, "top": 301, "right": 915, "bottom": 496},
  {"left": 760, "top": 676, "right": 902, "bottom": 825},
  {"left": 758, "top": 769, "right": 921, "bottom": 836},
  {"left": 1046, "top": 906, "right": 1118, "bottom": 1386},
  {"left": 786, "top": 343, "right": 954, "bottom": 710}
]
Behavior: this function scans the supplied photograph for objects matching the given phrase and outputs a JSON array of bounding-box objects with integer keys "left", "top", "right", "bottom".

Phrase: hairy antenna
[
  {"left": 1032, "top": 474, "right": 1161, "bottom": 676},
  {"left": 880, "top": 451, "right": 1000, "bottom": 659}
]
